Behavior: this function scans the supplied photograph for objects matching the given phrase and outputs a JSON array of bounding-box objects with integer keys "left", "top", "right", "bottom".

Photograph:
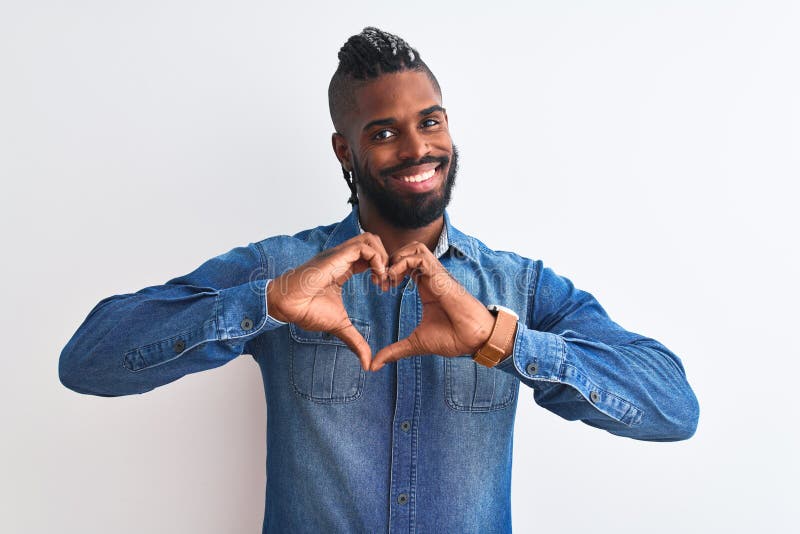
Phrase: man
[{"left": 60, "top": 27, "right": 699, "bottom": 533}]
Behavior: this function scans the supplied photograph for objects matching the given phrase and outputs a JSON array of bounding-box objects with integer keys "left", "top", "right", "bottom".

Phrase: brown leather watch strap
[{"left": 473, "top": 307, "right": 518, "bottom": 368}]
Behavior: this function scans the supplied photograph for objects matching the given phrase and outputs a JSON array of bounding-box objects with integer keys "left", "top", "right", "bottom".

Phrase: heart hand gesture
[
  {"left": 267, "top": 233, "right": 389, "bottom": 371},
  {"left": 369, "top": 242, "right": 496, "bottom": 372}
]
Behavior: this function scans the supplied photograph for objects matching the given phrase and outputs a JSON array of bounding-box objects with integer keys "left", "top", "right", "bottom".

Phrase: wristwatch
[{"left": 472, "top": 305, "right": 519, "bottom": 368}]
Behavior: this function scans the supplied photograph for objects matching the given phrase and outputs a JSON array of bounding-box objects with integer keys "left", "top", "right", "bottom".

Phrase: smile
[
  {"left": 398, "top": 168, "right": 436, "bottom": 183},
  {"left": 391, "top": 162, "right": 442, "bottom": 193}
]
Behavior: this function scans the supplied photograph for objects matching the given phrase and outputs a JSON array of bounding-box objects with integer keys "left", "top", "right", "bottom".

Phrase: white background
[{"left": 1, "top": 1, "right": 797, "bottom": 532}]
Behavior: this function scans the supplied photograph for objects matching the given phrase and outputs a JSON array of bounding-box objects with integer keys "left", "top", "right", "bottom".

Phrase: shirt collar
[{"left": 322, "top": 206, "right": 477, "bottom": 261}]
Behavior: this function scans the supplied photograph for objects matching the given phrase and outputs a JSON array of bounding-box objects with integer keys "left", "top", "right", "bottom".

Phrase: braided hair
[{"left": 328, "top": 27, "right": 441, "bottom": 204}]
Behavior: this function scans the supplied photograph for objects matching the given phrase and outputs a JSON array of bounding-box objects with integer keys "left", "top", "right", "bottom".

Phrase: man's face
[{"left": 340, "top": 70, "right": 457, "bottom": 229}]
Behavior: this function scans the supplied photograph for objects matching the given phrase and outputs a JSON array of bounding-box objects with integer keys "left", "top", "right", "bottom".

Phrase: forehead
[{"left": 349, "top": 70, "right": 442, "bottom": 130}]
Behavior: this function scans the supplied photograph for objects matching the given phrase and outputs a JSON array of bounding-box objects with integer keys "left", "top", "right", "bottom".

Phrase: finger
[
  {"left": 335, "top": 243, "right": 387, "bottom": 287},
  {"left": 360, "top": 233, "right": 391, "bottom": 290},
  {"left": 360, "top": 232, "right": 390, "bottom": 271},
  {"left": 342, "top": 231, "right": 389, "bottom": 263},
  {"left": 356, "top": 243, "right": 388, "bottom": 280},
  {"left": 330, "top": 323, "right": 373, "bottom": 372},
  {"left": 356, "top": 243, "right": 390, "bottom": 290},
  {"left": 388, "top": 241, "right": 430, "bottom": 266},
  {"left": 370, "top": 335, "right": 420, "bottom": 372},
  {"left": 386, "top": 254, "right": 426, "bottom": 284},
  {"left": 388, "top": 253, "right": 461, "bottom": 301}
]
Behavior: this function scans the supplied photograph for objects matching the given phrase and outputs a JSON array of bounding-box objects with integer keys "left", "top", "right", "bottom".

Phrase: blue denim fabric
[{"left": 60, "top": 207, "right": 699, "bottom": 533}]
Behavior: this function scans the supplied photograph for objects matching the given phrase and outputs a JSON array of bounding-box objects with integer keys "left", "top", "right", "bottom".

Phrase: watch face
[{"left": 488, "top": 304, "right": 519, "bottom": 320}]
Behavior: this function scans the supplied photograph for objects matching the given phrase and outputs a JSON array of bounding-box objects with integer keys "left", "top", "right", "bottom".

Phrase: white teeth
[{"left": 400, "top": 168, "right": 436, "bottom": 183}]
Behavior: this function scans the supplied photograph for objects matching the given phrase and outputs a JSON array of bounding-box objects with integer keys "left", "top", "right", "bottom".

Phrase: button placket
[{"left": 389, "top": 278, "right": 418, "bottom": 531}]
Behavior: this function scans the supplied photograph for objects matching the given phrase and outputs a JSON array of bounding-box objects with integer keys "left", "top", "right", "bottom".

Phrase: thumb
[
  {"left": 370, "top": 335, "right": 420, "bottom": 372},
  {"left": 330, "top": 323, "right": 372, "bottom": 372}
]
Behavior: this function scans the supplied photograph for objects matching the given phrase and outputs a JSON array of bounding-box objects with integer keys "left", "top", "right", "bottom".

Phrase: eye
[
  {"left": 421, "top": 118, "right": 439, "bottom": 128},
  {"left": 372, "top": 129, "right": 395, "bottom": 141}
]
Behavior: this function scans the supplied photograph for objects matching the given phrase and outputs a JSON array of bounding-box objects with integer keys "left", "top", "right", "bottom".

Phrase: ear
[{"left": 331, "top": 133, "right": 352, "bottom": 172}]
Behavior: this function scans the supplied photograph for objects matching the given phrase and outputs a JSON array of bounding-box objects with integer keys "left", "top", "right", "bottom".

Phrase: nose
[{"left": 397, "top": 129, "right": 429, "bottom": 161}]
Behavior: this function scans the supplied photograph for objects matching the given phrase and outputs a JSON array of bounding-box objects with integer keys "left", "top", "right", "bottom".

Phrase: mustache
[{"left": 379, "top": 155, "right": 450, "bottom": 177}]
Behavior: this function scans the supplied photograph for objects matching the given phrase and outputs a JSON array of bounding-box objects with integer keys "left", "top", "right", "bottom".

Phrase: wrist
[
  {"left": 472, "top": 306, "right": 518, "bottom": 368},
  {"left": 266, "top": 279, "right": 289, "bottom": 323},
  {"left": 470, "top": 307, "right": 496, "bottom": 353},
  {"left": 501, "top": 322, "right": 517, "bottom": 358}
]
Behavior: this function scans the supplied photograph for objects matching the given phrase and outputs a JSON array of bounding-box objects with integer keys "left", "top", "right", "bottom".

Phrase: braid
[
  {"left": 337, "top": 27, "right": 421, "bottom": 80},
  {"left": 342, "top": 167, "right": 358, "bottom": 205},
  {"left": 328, "top": 27, "right": 442, "bottom": 204}
]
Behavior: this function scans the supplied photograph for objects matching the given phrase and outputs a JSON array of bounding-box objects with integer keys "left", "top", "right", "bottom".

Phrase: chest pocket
[
  {"left": 288, "top": 319, "right": 369, "bottom": 404},
  {"left": 445, "top": 356, "right": 518, "bottom": 412}
]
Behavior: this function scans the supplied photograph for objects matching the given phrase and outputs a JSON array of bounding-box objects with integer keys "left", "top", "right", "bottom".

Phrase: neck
[{"left": 356, "top": 200, "right": 443, "bottom": 255}]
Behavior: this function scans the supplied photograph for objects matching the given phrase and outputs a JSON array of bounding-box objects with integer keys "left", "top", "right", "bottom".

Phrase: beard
[{"left": 352, "top": 144, "right": 459, "bottom": 229}]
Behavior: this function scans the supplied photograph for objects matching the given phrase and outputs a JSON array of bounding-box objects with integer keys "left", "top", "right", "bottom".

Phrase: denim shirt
[{"left": 59, "top": 207, "right": 699, "bottom": 533}]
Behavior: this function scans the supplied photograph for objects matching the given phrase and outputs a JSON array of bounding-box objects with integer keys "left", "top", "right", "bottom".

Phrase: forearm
[
  {"left": 496, "top": 326, "right": 699, "bottom": 441},
  {"left": 494, "top": 263, "right": 699, "bottom": 442},
  {"left": 58, "top": 243, "right": 284, "bottom": 397}
]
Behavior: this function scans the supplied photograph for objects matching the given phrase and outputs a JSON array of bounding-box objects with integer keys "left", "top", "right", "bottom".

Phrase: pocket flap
[{"left": 288, "top": 318, "right": 370, "bottom": 346}]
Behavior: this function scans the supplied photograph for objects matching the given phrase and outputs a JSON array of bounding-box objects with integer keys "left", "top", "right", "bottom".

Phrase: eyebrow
[
  {"left": 362, "top": 105, "right": 446, "bottom": 132},
  {"left": 420, "top": 105, "right": 445, "bottom": 116}
]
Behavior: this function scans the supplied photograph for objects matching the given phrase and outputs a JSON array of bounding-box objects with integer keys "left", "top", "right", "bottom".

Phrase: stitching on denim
[
  {"left": 470, "top": 358, "right": 478, "bottom": 408},
  {"left": 444, "top": 358, "right": 517, "bottom": 412},
  {"left": 409, "top": 354, "right": 421, "bottom": 531},
  {"left": 288, "top": 340, "right": 366, "bottom": 404},
  {"left": 246, "top": 242, "right": 271, "bottom": 362},
  {"left": 556, "top": 335, "right": 568, "bottom": 382},
  {"left": 122, "top": 318, "right": 216, "bottom": 372},
  {"left": 214, "top": 289, "right": 223, "bottom": 340},
  {"left": 327, "top": 346, "right": 337, "bottom": 397},
  {"left": 288, "top": 319, "right": 370, "bottom": 345},
  {"left": 122, "top": 339, "right": 208, "bottom": 373},
  {"left": 254, "top": 241, "right": 268, "bottom": 332},
  {"left": 528, "top": 260, "right": 542, "bottom": 329},
  {"left": 488, "top": 367, "right": 497, "bottom": 408},
  {"left": 562, "top": 362, "right": 645, "bottom": 426},
  {"left": 288, "top": 319, "right": 369, "bottom": 404},
  {"left": 123, "top": 320, "right": 209, "bottom": 355},
  {"left": 223, "top": 243, "right": 270, "bottom": 341},
  {"left": 321, "top": 217, "right": 346, "bottom": 249}
]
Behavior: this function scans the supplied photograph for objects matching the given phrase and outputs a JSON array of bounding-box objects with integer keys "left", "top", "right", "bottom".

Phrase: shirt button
[
  {"left": 397, "top": 493, "right": 409, "bottom": 505},
  {"left": 590, "top": 391, "right": 600, "bottom": 403},
  {"left": 400, "top": 421, "right": 411, "bottom": 432},
  {"left": 173, "top": 340, "right": 185, "bottom": 353},
  {"left": 526, "top": 363, "right": 538, "bottom": 375},
  {"left": 241, "top": 317, "right": 254, "bottom": 330}
]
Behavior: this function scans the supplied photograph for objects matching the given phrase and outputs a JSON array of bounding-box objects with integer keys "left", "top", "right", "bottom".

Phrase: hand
[
  {"left": 370, "top": 242, "right": 496, "bottom": 372},
  {"left": 267, "top": 233, "right": 389, "bottom": 371}
]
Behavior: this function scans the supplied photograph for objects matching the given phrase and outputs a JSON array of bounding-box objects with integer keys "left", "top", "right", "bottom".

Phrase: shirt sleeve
[
  {"left": 494, "top": 263, "right": 699, "bottom": 442},
  {"left": 59, "top": 242, "right": 286, "bottom": 397}
]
